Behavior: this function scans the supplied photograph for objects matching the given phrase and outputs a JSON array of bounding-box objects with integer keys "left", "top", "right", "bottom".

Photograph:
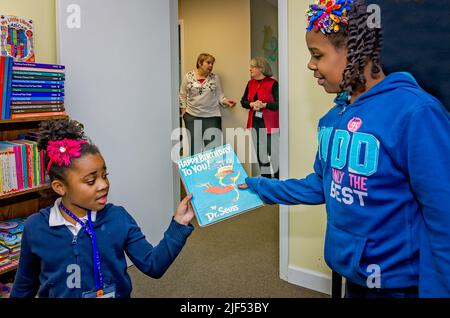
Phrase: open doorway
[
  {"left": 177, "top": 0, "right": 289, "bottom": 285},
  {"left": 178, "top": 0, "right": 279, "bottom": 177}
]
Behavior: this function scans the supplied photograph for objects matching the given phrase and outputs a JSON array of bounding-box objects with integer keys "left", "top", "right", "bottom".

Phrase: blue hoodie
[
  {"left": 246, "top": 72, "right": 450, "bottom": 297},
  {"left": 10, "top": 203, "right": 193, "bottom": 298}
]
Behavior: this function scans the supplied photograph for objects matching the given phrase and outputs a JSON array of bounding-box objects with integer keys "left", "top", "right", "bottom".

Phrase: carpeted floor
[{"left": 128, "top": 204, "right": 328, "bottom": 298}]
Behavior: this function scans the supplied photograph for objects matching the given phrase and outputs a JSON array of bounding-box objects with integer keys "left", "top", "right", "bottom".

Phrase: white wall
[{"left": 57, "top": 0, "right": 180, "bottom": 243}]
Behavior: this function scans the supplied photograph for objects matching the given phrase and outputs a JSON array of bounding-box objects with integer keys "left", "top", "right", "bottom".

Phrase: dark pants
[
  {"left": 252, "top": 116, "right": 279, "bottom": 179},
  {"left": 345, "top": 280, "right": 418, "bottom": 298},
  {"left": 183, "top": 113, "right": 222, "bottom": 155}
]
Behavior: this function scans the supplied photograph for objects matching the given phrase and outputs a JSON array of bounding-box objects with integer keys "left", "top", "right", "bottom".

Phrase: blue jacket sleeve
[
  {"left": 124, "top": 213, "right": 194, "bottom": 279},
  {"left": 10, "top": 222, "right": 40, "bottom": 298},
  {"left": 405, "top": 103, "right": 450, "bottom": 297},
  {"left": 245, "top": 152, "right": 325, "bottom": 205}
]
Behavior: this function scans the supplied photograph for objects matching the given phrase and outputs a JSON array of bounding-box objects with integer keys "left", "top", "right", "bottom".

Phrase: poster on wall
[{"left": 0, "top": 15, "right": 35, "bottom": 62}]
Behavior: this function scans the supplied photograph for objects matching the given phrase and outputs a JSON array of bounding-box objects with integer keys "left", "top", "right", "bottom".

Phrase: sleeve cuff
[
  {"left": 167, "top": 218, "right": 194, "bottom": 242},
  {"left": 245, "top": 176, "right": 262, "bottom": 193}
]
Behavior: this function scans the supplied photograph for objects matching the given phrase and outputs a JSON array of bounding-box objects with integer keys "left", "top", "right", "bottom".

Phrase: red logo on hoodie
[{"left": 348, "top": 117, "right": 363, "bottom": 132}]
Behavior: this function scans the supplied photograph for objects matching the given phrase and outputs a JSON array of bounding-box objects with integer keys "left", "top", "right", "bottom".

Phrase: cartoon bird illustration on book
[{"left": 197, "top": 164, "right": 241, "bottom": 202}]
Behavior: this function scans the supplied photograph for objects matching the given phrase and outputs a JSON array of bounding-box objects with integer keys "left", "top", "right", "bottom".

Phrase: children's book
[
  {"left": 177, "top": 144, "right": 263, "bottom": 227},
  {"left": 0, "top": 15, "right": 35, "bottom": 62}
]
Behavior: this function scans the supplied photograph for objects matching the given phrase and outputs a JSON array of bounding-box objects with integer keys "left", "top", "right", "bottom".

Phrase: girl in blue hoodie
[
  {"left": 11, "top": 119, "right": 195, "bottom": 298},
  {"left": 241, "top": 0, "right": 450, "bottom": 298}
]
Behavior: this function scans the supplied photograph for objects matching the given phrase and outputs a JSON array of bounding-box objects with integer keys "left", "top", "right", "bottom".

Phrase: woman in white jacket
[{"left": 179, "top": 53, "right": 236, "bottom": 155}]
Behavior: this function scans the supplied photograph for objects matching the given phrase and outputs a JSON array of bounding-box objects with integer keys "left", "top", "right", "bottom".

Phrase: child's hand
[
  {"left": 173, "top": 193, "right": 195, "bottom": 225},
  {"left": 237, "top": 183, "right": 249, "bottom": 189}
]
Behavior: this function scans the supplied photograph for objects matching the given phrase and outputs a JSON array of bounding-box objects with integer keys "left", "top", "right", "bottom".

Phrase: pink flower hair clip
[{"left": 46, "top": 138, "right": 88, "bottom": 175}]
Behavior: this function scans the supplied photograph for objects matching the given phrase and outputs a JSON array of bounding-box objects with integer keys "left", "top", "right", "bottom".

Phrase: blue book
[
  {"left": 13, "top": 61, "right": 65, "bottom": 70},
  {"left": 11, "top": 79, "right": 65, "bottom": 85},
  {"left": 12, "top": 84, "right": 64, "bottom": 89},
  {"left": 11, "top": 96, "right": 64, "bottom": 101},
  {"left": 177, "top": 144, "right": 263, "bottom": 226},
  {"left": 5, "top": 57, "right": 13, "bottom": 119},
  {"left": 11, "top": 92, "right": 65, "bottom": 97}
]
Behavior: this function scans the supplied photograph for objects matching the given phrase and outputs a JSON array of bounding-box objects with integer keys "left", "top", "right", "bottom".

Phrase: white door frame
[{"left": 278, "top": 0, "right": 289, "bottom": 281}]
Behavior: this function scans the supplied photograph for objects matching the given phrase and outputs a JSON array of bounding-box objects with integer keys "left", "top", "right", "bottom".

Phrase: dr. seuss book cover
[
  {"left": 0, "top": 15, "right": 35, "bottom": 62},
  {"left": 177, "top": 144, "right": 263, "bottom": 227}
]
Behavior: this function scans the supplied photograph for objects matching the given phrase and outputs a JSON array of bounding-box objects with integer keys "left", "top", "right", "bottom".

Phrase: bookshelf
[{"left": 0, "top": 115, "right": 67, "bottom": 278}]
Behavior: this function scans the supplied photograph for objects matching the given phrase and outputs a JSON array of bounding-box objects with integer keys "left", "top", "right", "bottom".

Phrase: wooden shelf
[
  {"left": 0, "top": 260, "right": 19, "bottom": 276},
  {"left": 0, "top": 115, "right": 68, "bottom": 124},
  {"left": 0, "top": 184, "right": 51, "bottom": 200}
]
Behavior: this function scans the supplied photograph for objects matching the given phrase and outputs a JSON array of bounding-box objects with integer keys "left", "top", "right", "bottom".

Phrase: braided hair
[
  {"left": 333, "top": 0, "right": 383, "bottom": 97},
  {"left": 38, "top": 119, "right": 100, "bottom": 181}
]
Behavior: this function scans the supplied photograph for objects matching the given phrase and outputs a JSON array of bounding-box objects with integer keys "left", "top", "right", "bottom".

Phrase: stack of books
[
  {"left": 1, "top": 56, "right": 66, "bottom": 119},
  {"left": 0, "top": 217, "right": 26, "bottom": 277}
]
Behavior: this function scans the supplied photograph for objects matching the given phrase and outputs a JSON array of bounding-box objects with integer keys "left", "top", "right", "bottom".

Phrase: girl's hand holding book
[{"left": 173, "top": 193, "right": 195, "bottom": 225}]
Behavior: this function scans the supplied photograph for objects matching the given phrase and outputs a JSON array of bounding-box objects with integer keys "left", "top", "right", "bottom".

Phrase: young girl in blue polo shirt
[
  {"left": 11, "top": 119, "right": 195, "bottom": 298},
  {"left": 241, "top": 0, "right": 450, "bottom": 297}
]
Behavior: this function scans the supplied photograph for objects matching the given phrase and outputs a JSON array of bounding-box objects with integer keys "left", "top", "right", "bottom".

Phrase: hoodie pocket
[{"left": 324, "top": 222, "right": 368, "bottom": 285}]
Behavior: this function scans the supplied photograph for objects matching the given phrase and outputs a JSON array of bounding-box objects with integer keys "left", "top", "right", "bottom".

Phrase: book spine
[
  {"left": 12, "top": 88, "right": 64, "bottom": 93},
  {"left": 11, "top": 83, "right": 64, "bottom": 89},
  {"left": 0, "top": 154, "right": 3, "bottom": 194},
  {"left": 10, "top": 100, "right": 63, "bottom": 105},
  {"left": 8, "top": 151, "right": 18, "bottom": 191},
  {"left": 12, "top": 70, "right": 65, "bottom": 77},
  {"left": 12, "top": 79, "right": 65, "bottom": 85},
  {"left": 11, "top": 92, "right": 65, "bottom": 97},
  {"left": 5, "top": 57, "right": 13, "bottom": 119},
  {"left": 12, "top": 61, "right": 65, "bottom": 69},
  {"left": 1, "top": 153, "right": 7, "bottom": 193},
  {"left": 0, "top": 57, "right": 5, "bottom": 119},
  {"left": 11, "top": 104, "right": 65, "bottom": 110},
  {"left": 26, "top": 144, "right": 33, "bottom": 188},
  {"left": 10, "top": 111, "right": 66, "bottom": 119},
  {"left": 1, "top": 57, "right": 10, "bottom": 119},
  {"left": 11, "top": 96, "right": 65, "bottom": 101},
  {"left": 33, "top": 143, "right": 39, "bottom": 186},
  {"left": 40, "top": 150, "right": 45, "bottom": 184},
  {"left": 11, "top": 107, "right": 65, "bottom": 114},
  {"left": 13, "top": 145, "right": 24, "bottom": 190},
  {"left": 20, "top": 144, "right": 28, "bottom": 189},
  {"left": 13, "top": 75, "right": 65, "bottom": 81},
  {"left": 4, "top": 152, "right": 11, "bottom": 192},
  {"left": 12, "top": 66, "right": 65, "bottom": 73}
]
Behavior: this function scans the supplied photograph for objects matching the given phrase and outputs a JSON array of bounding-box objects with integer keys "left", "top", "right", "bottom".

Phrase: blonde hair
[
  {"left": 196, "top": 53, "right": 215, "bottom": 69},
  {"left": 250, "top": 57, "right": 273, "bottom": 77}
]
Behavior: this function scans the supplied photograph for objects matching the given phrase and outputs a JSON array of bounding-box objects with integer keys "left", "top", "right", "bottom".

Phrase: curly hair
[
  {"left": 326, "top": 0, "right": 383, "bottom": 97},
  {"left": 38, "top": 119, "right": 100, "bottom": 181}
]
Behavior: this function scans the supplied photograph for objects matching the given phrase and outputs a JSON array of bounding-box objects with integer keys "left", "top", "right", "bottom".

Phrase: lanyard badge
[{"left": 59, "top": 202, "right": 105, "bottom": 297}]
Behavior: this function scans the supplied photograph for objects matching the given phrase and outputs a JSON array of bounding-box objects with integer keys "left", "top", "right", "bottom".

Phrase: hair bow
[
  {"left": 46, "top": 138, "right": 87, "bottom": 175},
  {"left": 306, "top": 0, "right": 353, "bottom": 34}
]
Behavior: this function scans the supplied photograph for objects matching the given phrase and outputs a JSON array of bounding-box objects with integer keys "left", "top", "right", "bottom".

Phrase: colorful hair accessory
[
  {"left": 46, "top": 138, "right": 87, "bottom": 174},
  {"left": 306, "top": 0, "right": 353, "bottom": 34}
]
